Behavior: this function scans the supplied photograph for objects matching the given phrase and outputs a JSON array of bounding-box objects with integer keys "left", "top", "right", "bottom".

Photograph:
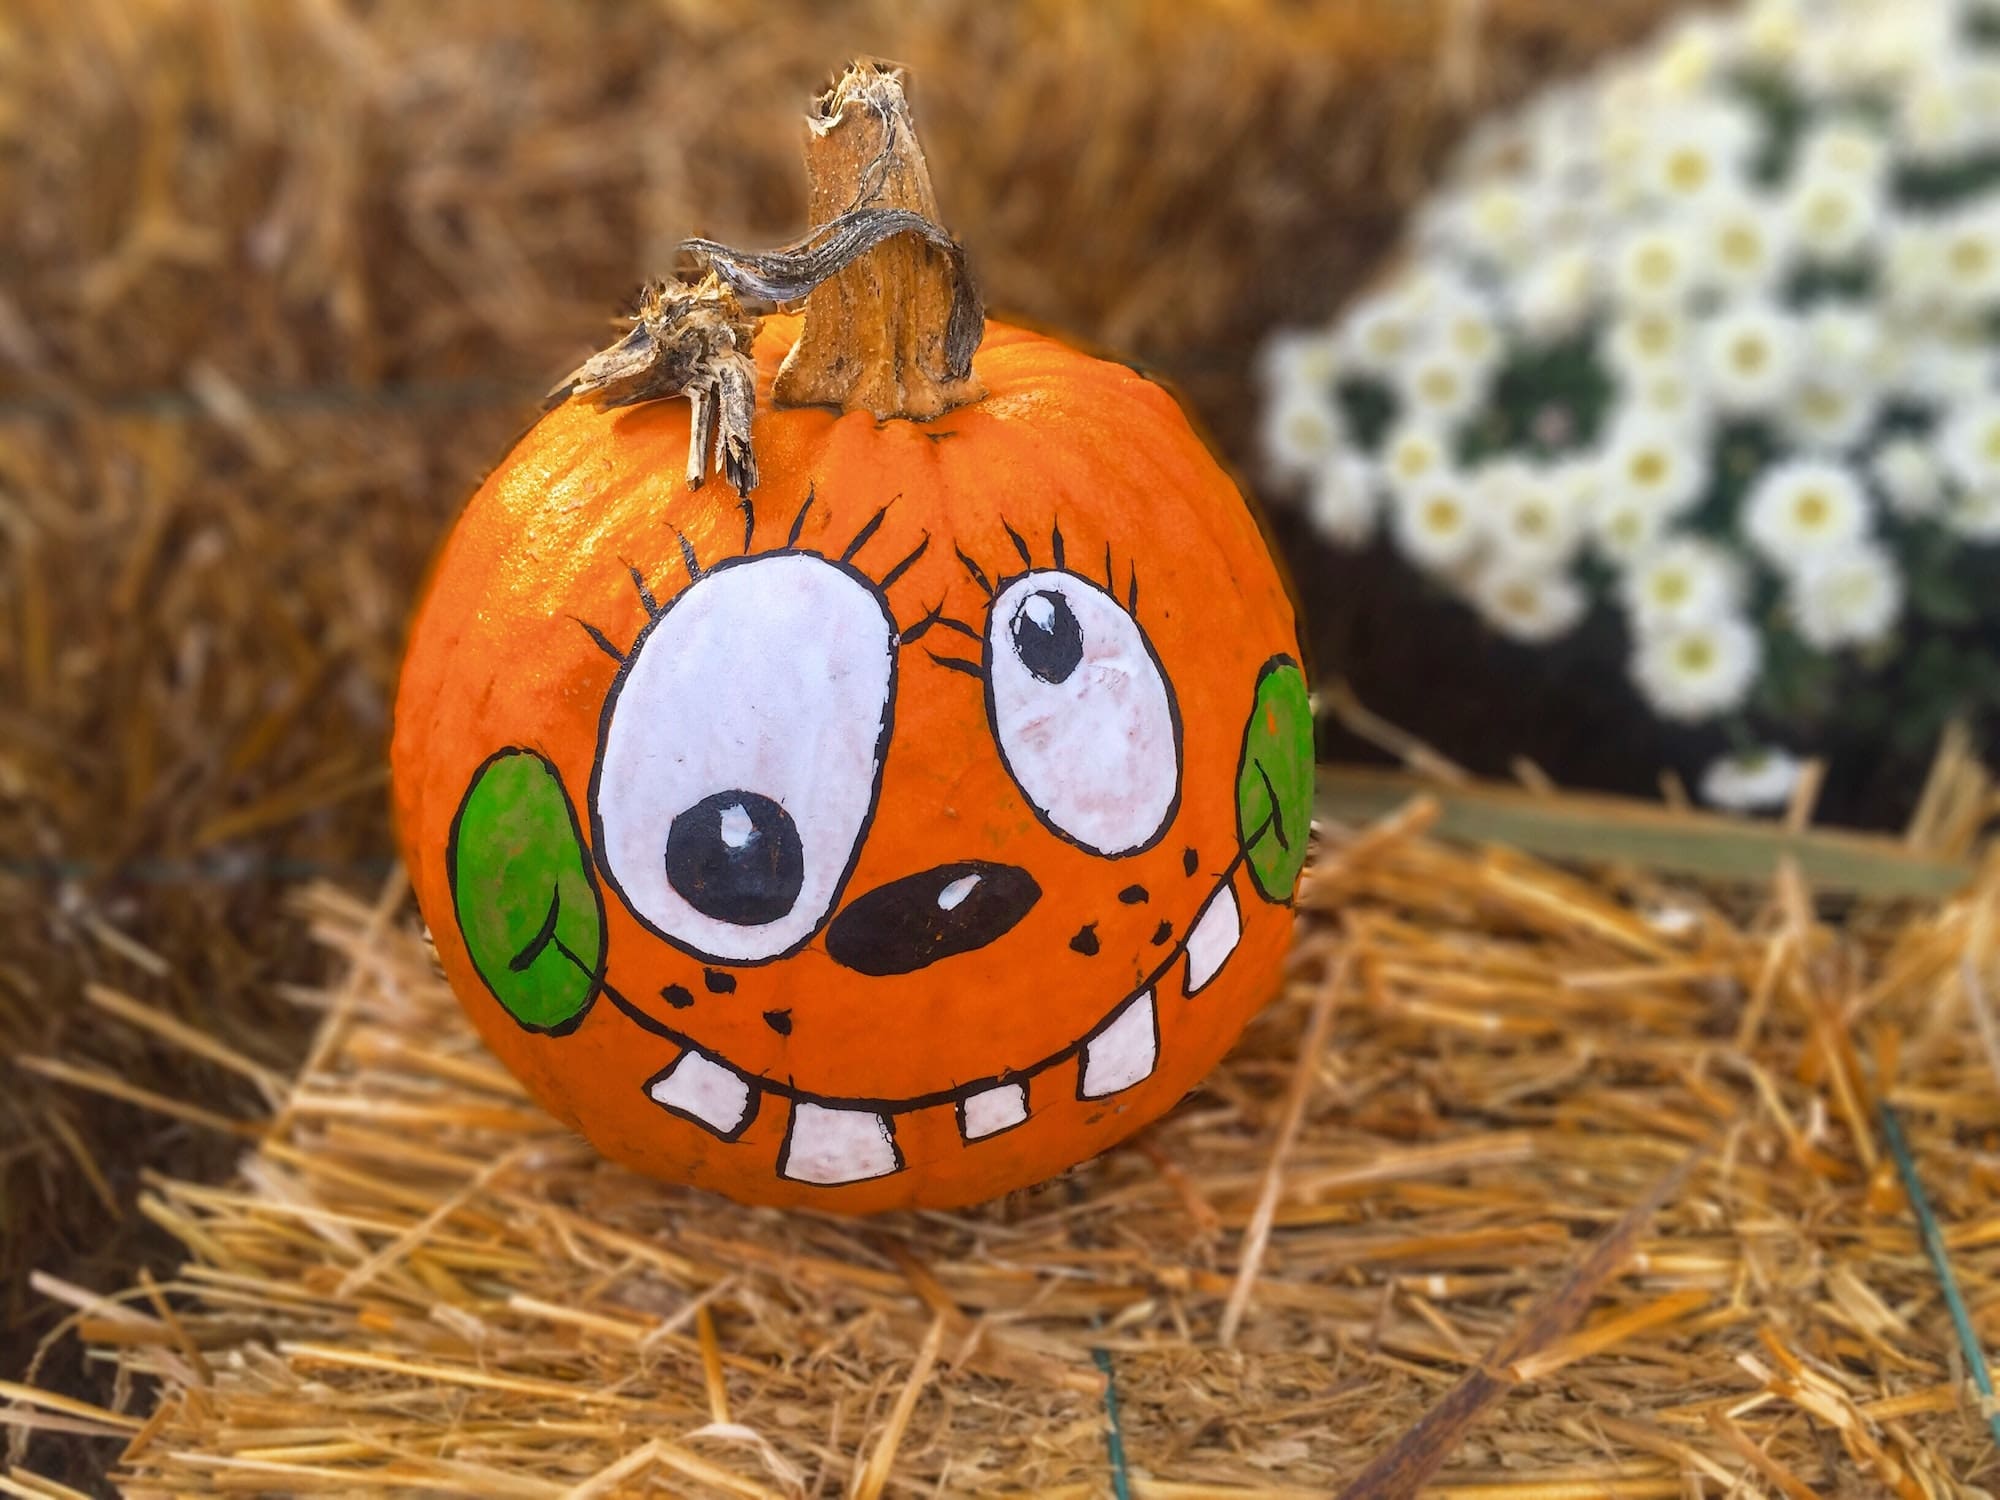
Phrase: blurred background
[{"left": 0, "top": 0, "right": 1759, "bottom": 1482}]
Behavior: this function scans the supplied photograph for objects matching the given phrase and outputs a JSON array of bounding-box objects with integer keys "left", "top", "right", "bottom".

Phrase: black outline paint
[
  {"left": 445, "top": 746, "right": 608, "bottom": 1039},
  {"left": 587, "top": 549, "right": 900, "bottom": 969}
]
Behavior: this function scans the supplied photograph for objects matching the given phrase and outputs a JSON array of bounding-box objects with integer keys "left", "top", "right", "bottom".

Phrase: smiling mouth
[{"left": 599, "top": 857, "right": 1249, "bottom": 1187}]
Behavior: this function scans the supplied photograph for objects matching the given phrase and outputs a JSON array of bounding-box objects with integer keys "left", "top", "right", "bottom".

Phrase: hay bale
[
  {"left": 1, "top": 0, "right": 1696, "bottom": 1380},
  {"left": 7, "top": 797, "right": 1994, "bottom": 1493}
]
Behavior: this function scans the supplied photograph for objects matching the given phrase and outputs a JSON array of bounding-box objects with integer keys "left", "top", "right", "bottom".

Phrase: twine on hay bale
[{"left": 7, "top": 786, "right": 1997, "bottom": 1495}]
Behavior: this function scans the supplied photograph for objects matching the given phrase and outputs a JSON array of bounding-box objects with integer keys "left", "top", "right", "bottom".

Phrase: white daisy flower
[
  {"left": 1740, "top": 0, "right": 1806, "bottom": 67},
  {"left": 1390, "top": 473, "right": 1484, "bottom": 571},
  {"left": 1396, "top": 344, "right": 1485, "bottom": 425},
  {"left": 1620, "top": 534, "right": 1746, "bottom": 634},
  {"left": 1425, "top": 287, "right": 1506, "bottom": 375},
  {"left": 1784, "top": 378, "right": 1877, "bottom": 454},
  {"left": 1626, "top": 364, "right": 1709, "bottom": 430},
  {"left": 1260, "top": 390, "right": 1345, "bottom": 484},
  {"left": 1940, "top": 396, "right": 2000, "bottom": 494},
  {"left": 1694, "top": 189, "right": 1787, "bottom": 298},
  {"left": 1604, "top": 414, "right": 1708, "bottom": 518},
  {"left": 1481, "top": 459, "right": 1585, "bottom": 572},
  {"left": 1900, "top": 69, "right": 1977, "bottom": 163},
  {"left": 1957, "top": 58, "right": 2000, "bottom": 152},
  {"left": 1698, "top": 301, "right": 1802, "bottom": 414},
  {"left": 1647, "top": 15, "right": 1740, "bottom": 98},
  {"left": 1455, "top": 180, "right": 1542, "bottom": 268},
  {"left": 1612, "top": 223, "right": 1699, "bottom": 307},
  {"left": 1306, "top": 453, "right": 1382, "bottom": 548},
  {"left": 1640, "top": 109, "right": 1749, "bottom": 206},
  {"left": 1469, "top": 561, "right": 1588, "bottom": 644},
  {"left": 1343, "top": 291, "right": 1419, "bottom": 376},
  {"left": 1605, "top": 306, "right": 1693, "bottom": 379},
  {"left": 1257, "top": 329, "right": 1341, "bottom": 395},
  {"left": 1786, "top": 541, "right": 1904, "bottom": 649},
  {"left": 1870, "top": 436, "right": 1947, "bottom": 519},
  {"left": 1701, "top": 747, "right": 1804, "bottom": 812},
  {"left": 1905, "top": 333, "right": 1995, "bottom": 406},
  {"left": 1631, "top": 614, "right": 1763, "bottom": 722},
  {"left": 1936, "top": 202, "right": 2000, "bottom": 310},
  {"left": 1946, "top": 483, "right": 2000, "bottom": 542},
  {"left": 1512, "top": 245, "right": 1601, "bottom": 342},
  {"left": 1601, "top": 115, "right": 1654, "bottom": 212},
  {"left": 1379, "top": 418, "right": 1453, "bottom": 496},
  {"left": 1590, "top": 488, "right": 1672, "bottom": 568},
  {"left": 1785, "top": 168, "right": 1881, "bottom": 263},
  {"left": 1742, "top": 458, "right": 1872, "bottom": 568},
  {"left": 1795, "top": 118, "right": 1890, "bottom": 190},
  {"left": 1801, "top": 304, "right": 1881, "bottom": 383},
  {"left": 1815, "top": 6, "right": 1951, "bottom": 94},
  {"left": 1882, "top": 218, "right": 1949, "bottom": 313}
]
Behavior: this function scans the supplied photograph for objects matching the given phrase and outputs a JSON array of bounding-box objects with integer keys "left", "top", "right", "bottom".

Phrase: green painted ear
[
  {"left": 447, "top": 749, "right": 606, "bottom": 1034},
  {"left": 1235, "top": 656, "right": 1315, "bottom": 904}
]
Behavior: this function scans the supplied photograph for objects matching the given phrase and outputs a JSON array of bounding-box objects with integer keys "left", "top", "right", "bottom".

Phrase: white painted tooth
[
  {"left": 1183, "top": 883, "right": 1241, "bottom": 996},
  {"left": 1080, "top": 991, "right": 1157, "bottom": 1098},
  {"left": 958, "top": 1082, "right": 1028, "bottom": 1141},
  {"left": 781, "top": 1102, "right": 902, "bottom": 1184},
  {"left": 648, "top": 1050, "right": 753, "bottom": 1139}
]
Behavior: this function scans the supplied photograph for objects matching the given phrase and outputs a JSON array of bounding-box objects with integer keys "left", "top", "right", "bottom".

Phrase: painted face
[{"left": 394, "top": 316, "right": 1312, "bottom": 1211}]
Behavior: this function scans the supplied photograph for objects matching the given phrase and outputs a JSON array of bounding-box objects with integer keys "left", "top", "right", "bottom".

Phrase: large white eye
[
  {"left": 985, "top": 569, "right": 1180, "bottom": 856},
  {"left": 591, "top": 553, "right": 895, "bottom": 964}
]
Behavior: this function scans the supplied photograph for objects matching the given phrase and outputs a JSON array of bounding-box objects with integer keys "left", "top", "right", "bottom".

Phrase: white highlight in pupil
[
  {"left": 719, "top": 803, "right": 755, "bottom": 850},
  {"left": 936, "top": 874, "right": 980, "bottom": 911},
  {"left": 1023, "top": 594, "right": 1056, "bottom": 633}
]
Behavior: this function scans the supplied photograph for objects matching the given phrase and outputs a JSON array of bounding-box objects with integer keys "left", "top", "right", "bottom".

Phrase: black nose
[
  {"left": 665, "top": 789, "right": 804, "bottom": 926},
  {"left": 826, "top": 861, "right": 1040, "bottom": 975}
]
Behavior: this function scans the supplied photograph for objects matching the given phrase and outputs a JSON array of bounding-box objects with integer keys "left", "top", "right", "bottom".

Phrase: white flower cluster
[{"left": 1259, "top": 0, "right": 2000, "bottom": 809}]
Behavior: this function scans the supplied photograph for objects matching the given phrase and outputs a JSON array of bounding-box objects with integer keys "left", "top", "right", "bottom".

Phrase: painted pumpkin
[{"left": 390, "top": 65, "right": 1312, "bottom": 1211}]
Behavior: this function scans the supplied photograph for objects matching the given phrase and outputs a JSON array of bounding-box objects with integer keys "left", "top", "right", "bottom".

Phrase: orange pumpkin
[{"left": 390, "top": 65, "right": 1312, "bottom": 1212}]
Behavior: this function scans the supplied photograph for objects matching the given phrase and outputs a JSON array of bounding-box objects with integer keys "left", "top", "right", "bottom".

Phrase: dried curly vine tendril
[{"left": 551, "top": 61, "right": 985, "bottom": 500}]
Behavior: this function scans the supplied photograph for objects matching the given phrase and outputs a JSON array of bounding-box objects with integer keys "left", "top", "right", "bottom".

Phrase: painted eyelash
[
  {"left": 586, "top": 486, "right": 951, "bottom": 658},
  {"left": 897, "top": 600, "right": 981, "bottom": 647},
  {"left": 959, "top": 515, "right": 1146, "bottom": 621}
]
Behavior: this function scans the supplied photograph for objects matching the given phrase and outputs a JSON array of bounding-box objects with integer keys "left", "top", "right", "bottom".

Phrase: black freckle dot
[
  {"left": 1070, "top": 923, "right": 1100, "bottom": 956},
  {"left": 660, "top": 984, "right": 694, "bottom": 1009},
  {"left": 1118, "top": 884, "right": 1149, "bottom": 905},
  {"left": 763, "top": 1009, "right": 793, "bottom": 1036},
  {"left": 1152, "top": 920, "right": 1173, "bottom": 946},
  {"left": 1183, "top": 847, "right": 1199, "bottom": 877},
  {"left": 703, "top": 968, "right": 736, "bottom": 994}
]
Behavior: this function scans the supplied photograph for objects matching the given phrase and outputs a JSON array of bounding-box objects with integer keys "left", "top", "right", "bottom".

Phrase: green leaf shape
[
  {"left": 1236, "top": 656, "right": 1315, "bottom": 904},
  {"left": 448, "top": 749, "right": 605, "bottom": 1034}
]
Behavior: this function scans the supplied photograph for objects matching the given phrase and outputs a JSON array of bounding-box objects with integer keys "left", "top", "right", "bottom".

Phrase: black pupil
[
  {"left": 1010, "top": 589, "right": 1084, "bottom": 684},
  {"left": 664, "top": 789, "right": 805, "bottom": 926}
]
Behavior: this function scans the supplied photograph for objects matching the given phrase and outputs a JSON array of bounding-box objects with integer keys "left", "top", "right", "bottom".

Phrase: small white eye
[
  {"left": 592, "top": 553, "right": 895, "bottom": 964},
  {"left": 985, "top": 569, "right": 1180, "bottom": 856}
]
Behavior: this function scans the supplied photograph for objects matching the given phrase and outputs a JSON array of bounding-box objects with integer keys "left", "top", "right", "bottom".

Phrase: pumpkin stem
[
  {"left": 769, "top": 61, "right": 986, "bottom": 418},
  {"left": 551, "top": 273, "right": 759, "bottom": 497},
  {"left": 553, "top": 61, "right": 982, "bottom": 498}
]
